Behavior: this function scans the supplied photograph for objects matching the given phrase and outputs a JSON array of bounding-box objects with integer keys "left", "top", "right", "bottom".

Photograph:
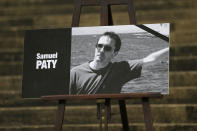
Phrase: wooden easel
[
  {"left": 41, "top": 0, "right": 165, "bottom": 131},
  {"left": 42, "top": 94, "right": 162, "bottom": 131}
]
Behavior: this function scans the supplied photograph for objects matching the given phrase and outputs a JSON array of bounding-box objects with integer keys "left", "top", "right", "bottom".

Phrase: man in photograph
[{"left": 69, "top": 32, "right": 169, "bottom": 94}]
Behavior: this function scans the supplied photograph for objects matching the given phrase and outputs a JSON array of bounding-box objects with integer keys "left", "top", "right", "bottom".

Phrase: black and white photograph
[
  {"left": 22, "top": 23, "right": 169, "bottom": 98},
  {"left": 70, "top": 23, "right": 169, "bottom": 95}
]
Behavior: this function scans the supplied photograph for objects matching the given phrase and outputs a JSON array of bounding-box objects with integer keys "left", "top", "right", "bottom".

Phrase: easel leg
[
  {"left": 128, "top": 0, "right": 137, "bottom": 24},
  {"left": 100, "top": 0, "right": 113, "bottom": 26},
  {"left": 55, "top": 100, "right": 66, "bottom": 131},
  {"left": 142, "top": 98, "right": 154, "bottom": 131},
  {"left": 104, "top": 99, "right": 111, "bottom": 131},
  {"left": 72, "top": 0, "right": 82, "bottom": 27},
  {"left": 97, "top": 99, "right": 111, "bottom": 131},
  {"left": 119, "top": 100, "right": 129, "bottom": 131},
  {"left": 97, "top": 101, "right": 103, "bottom": 131}
]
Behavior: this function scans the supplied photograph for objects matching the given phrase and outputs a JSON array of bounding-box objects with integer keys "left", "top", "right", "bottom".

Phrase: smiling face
[{"left": 94, "top": 35, "right": 118, "bottom": 65}]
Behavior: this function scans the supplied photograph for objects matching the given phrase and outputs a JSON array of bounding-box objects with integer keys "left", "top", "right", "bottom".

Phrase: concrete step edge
[
  {"left": 170, "top": 56, "right": 197, "bottom": 59},
  {"left": 0, "top": 4, "right": 73, "bottom": 11},
  {"left": 0, "top": 9, "right": 196, "bottom": 21},
  {"left": 0, "top": 104, "right": 197, "bottom": 111},
  {"left": 0, "top": 0, "right": 195, "bottom": 5},
  {"left": 0, "top": 123, "right": 197, "bottom": 129},
  {"left": 0, "top": 1, "right": 195, "bottom": 11},
  {"left": 0, "top": 13, "right": 196, "bottom": 25},
  {"left": 170, "top": 44, "right": 197, "bottom": 47},
  {"left": 0, "top": 8, "right": 196, "bottom": 18},
  {"left": 170, "top": 86, "right": 197, "bottom": 89},
  {"left": 0, "top": 49, "right": 23, "bottom": 53},
  {"left": 170, "top": 71, "right": 197, "bottom": 74},
  {"left": 137, "top": 8, "right": 197, "bottom": 16}
]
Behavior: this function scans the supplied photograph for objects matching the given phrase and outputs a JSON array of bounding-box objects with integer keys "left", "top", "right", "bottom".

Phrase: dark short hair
[{"left": 98, "top": 32, "right": 121, "bottom": 52}]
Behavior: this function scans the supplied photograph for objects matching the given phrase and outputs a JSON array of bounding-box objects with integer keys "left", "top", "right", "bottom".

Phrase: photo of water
[{"left": 71, "top": 26, "right": 169, "bottom": 94}]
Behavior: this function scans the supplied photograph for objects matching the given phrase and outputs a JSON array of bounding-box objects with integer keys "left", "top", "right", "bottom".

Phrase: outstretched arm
[{"left": 142, "top": 47, "right": 169, "bottom": 64}]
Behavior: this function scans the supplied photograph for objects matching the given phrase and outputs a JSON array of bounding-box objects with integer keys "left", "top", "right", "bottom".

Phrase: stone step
[
  {"left": 0, "top": 123, "right": 197, "bottom": 131},
  {"left": 0, "top": 0, "right": 73, "bottom": 6},
  {"left": 0, "top": 8, "right": 196, "bottom": 26},
  {"left": 0, "top": 87, "right": 197, "bottom": 107},
  {"left": 0, "top": 15, "right": 72, "bottom": 28},
  {"left": 171, "top": 31, "right": 197, "bottom": 45},
  {"left": 0, "top": 5, "right": 73, "bottom": 17},
  {"left": 0, "top": 62, "right": 22, "bottom": 76},
  {"left": 134, "top": 0, "right": 196, "bottom": 10},
  {"left": 170, "top": 71, "right": 197, "bottom": 87},
  {"left": 0, "top": 4, "right": 196, "bottom": 25},
  {"left": 1, "top": 17, "right": 197, "bottom": 34},
  {"left": 136, "top": 9, "right": 197, "bottom": 23},
  {"left": 172, "top": 19, "right": 197, "bottom": 33},
  {"left": 170, "top": 45, "right": 197, "bottom": 56},
  {"left": 0, "top": 50, "right": 23, "bottom": 62},
  {"left": 0, "top": 17, "right": 35, "bottom": 27},
  {"left": 0, "top": 104, "right": 196, "bottom": 126},
  {"left": 0, "top": 9, "right": 196, "bottom": 34},
  {"left": 0, "top": 39, "right": 24, "bottom": 51},
  {"left": 0, "top": 28, "right": 24, "bottom": 38},
  {"left": 1, "top": 13, "right": 196, "bottom": 32},
  {"left": 0, "top": 0, "right": 195, "bottom": 11},
  {"left": 170, "top": 56, "right": 197, "bottom": 71},
  {"left": 0, "top": 0, "right": 195, "bottom": 5}
]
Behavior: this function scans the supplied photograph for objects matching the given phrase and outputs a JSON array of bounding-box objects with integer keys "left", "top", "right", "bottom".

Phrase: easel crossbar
[{"left": 41, "top": 93, "right": 162, "bottom": 101}]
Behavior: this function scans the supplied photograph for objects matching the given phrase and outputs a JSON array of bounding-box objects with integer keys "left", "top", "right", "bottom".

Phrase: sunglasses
[{"left": 96, "top": 44, "right": 113, "bottom": 52}]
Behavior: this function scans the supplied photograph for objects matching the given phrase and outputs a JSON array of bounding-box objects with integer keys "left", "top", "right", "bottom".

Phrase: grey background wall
[{"left": 0, "top": 0, "right": 197, "bottom": 130}]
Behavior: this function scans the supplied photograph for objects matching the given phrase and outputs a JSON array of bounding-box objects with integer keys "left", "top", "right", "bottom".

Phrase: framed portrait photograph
[
  {"left": 71, "top": 23, "right": 169, "bottom": 95},
  {"left": 22, "top": 23, "right": 169, "bottom": 98}
]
